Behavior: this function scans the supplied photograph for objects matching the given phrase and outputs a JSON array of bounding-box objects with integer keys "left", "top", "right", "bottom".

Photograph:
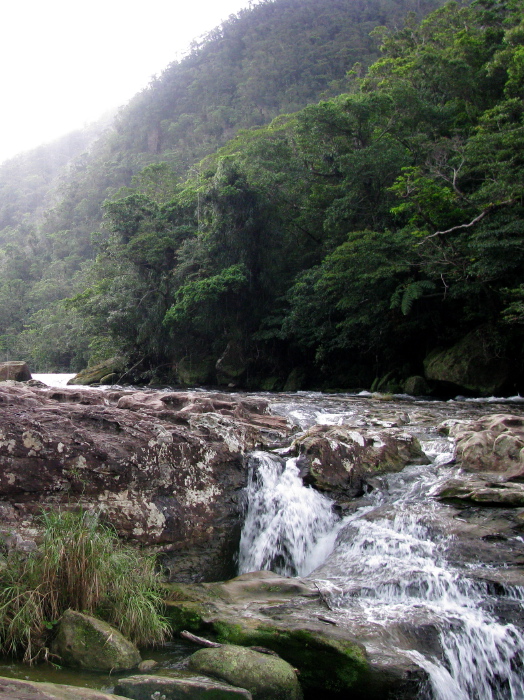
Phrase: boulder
[
  {"left": 403, "top": 376, "right": 431, "bottom": 396},
  {"left": 188, "top": 645, "right": 302, "bottom": 700},
  {"left": 115, "top": 673, "right": 253, "bottom": 699},
  {"left": 137, "top": 659, "right": 159, "bottom": 672},
  {"left": 0, "top": 676, "right": 119, "bottom": 699},
  {"left": 68, "top": 358, "right": 125, "bottom": 386},
  {"left": 283, "top": 368, "right": 306, "bottom": 392},
  {"left": 423, "top": 326, "right": 509, "bottom": 395},
  {"left": 216, "top": 341, "right": 248, "bottom": 386},
  {"left": 0, "top": 385, "right": 290, "bottom": 581},
  {"left": 51, "top": 609, "right": 141, "bottom": 672},
  {"left": 445, "top": 414, "right": 524, "bottom": 477},
  {"left": 0, "top": 361, "right": 31, "bottom": 382},
  {"left": 99, "top": 373, "right": 119, "bottom": 385},
  {"left": 291, "top": 425, "right": 429, "bottom": 499}
]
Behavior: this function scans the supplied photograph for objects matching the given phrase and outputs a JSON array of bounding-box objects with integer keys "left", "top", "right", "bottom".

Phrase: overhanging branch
[{"left": 417, "top": 199, "right": 516, "bottom": 245}]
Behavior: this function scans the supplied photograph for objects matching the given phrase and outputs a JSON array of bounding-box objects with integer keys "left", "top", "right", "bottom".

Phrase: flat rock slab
[
  {"left": 114, "top": 673, "right": 253, "bottom": 699},
  {"left": 0, "top": 676, "right": 118, "bottom": 699},
  {"left": 435, "top": 476, "right": 524, "bottom": 507}
]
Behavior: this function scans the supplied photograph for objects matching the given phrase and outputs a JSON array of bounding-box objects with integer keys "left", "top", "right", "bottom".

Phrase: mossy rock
[
  {"left": 283, "top": 367, "right": 306, "bottom": 392},
  {"left": 164, "top": 603, "right": 368, "bottom": 694},
  {"left": 68, "top": 358, "right": 125, "bottom": 386},
  {"left": 164, "top": 600, "right": 211, "bottom": 632},
  {"left": 258, "top": 377, "right": 282, "bottom": 392},
  {"left": 176, "top": 355, "right": 215, "bottom": 386},
  {"left": 403, "top": 375, "right": 431, "bottom": 396},
  {"left": 0, "top": 676, "right": 118, "bottom": 699},
  {"left": 188, "top": 645, "right": 302, "bottom": 700},
  {"left": 163, "top": 573, "right": 368, "bottom": 695},
  {"left": 211, "top": 620, "right": 368, "bottom": 696},
  {"left": 51, "top": 609, "right": 141, "bottom": 672},
  {"left": 99, "top": 373, "right": 119, "bottom": 385},
  {"left": 424, "top": 326, "right": 509, "bottom": 395}
]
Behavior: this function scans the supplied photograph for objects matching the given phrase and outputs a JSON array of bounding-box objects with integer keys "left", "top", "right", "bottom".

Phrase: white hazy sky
[{"left": 0, "top": 0, "right": 254, "bottom": 165}]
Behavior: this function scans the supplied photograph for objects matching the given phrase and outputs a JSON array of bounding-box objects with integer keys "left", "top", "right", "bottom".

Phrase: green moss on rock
[
  {"left": 212, "top": 620, "right": 368, "bottom": 695},
  {"left": 164, "top": 601, "right": 209, "bottom": 632},
  {"left": 188, "top": 645, "right": 302, "bottom": 700},
  {"left": 51, "top": 609, "right": 141, "bottom": 672},
  {"left": 68, "top": 358, "right": 125, "bottom": 386}
]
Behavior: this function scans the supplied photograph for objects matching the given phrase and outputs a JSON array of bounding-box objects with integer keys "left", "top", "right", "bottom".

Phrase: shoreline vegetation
[{"left": 0, "top": 509, "right": 169, "bottom": 664}]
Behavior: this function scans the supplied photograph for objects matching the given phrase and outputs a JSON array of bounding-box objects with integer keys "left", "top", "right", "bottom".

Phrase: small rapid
[
  {"left": 238, "top": 416, "right": 524, "bottom": 698},
  {"left": 238, "top": 451, "right": 339, "bottom": 577}
]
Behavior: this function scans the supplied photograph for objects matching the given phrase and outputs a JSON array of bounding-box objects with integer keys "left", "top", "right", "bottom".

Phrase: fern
[{"left": 391, "top": 280, "right": 436, "bottom": 315}]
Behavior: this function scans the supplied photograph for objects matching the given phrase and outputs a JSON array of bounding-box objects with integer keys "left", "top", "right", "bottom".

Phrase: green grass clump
[{"left": 0, "top": 509, "right": 170, "bottom": 663}]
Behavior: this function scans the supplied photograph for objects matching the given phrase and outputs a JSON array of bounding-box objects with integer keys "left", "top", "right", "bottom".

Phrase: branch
[
  {"left": 181, "top": 630, "right": 222, "bottom": 647},
  {"left": 417, "top": 199, "right": 516, "bottom": 244}
]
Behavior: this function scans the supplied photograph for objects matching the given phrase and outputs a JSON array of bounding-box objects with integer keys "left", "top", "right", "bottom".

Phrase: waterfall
[
  {"left": 238, "top": 451, "right": 339, "bottom": 577},
  {"left": 238, "top": 435, "right": 524, "bottom": 699}
]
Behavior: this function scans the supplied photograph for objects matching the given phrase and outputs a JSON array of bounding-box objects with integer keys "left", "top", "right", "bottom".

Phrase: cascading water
[
  {"left": 239, "top": 429, "right": 524, "bottom": 699},
  {"left": 238, "top": 451, "right": 339, "bottom": 577}
]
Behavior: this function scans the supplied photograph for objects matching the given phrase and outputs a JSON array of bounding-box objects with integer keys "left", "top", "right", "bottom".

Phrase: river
[
  {"left": 238, "top": 393, "right": 524, "bottom": 699},
  {"left": 10, "top": 378, "right": 524, "bottom": 697}
]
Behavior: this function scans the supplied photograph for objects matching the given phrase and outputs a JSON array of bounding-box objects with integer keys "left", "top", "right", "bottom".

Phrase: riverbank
[{"left": 1, "top": 380, "right": 524, "bottom": 697}]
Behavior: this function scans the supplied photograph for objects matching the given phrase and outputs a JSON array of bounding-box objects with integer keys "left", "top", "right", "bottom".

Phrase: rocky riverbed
[{"left": 1, "top": 378, "right": 524, "bottom": 698}]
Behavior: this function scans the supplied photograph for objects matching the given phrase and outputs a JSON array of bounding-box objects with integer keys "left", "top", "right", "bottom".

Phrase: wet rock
[
  {"left": 176, "top": 354, "right": 215, "bottom": 386},
  {"left": 0, "top": 676, "right": 119, "bottom": 699},
  {"left": 26, "top": 379, "right": 49, "bottom": 388},
  {"left": 51, "top": 609, "right": 141, "bottom": 672},
  {"left": 0, "top": 360, "right": 31, "bottom": 381},
  {"left": 137, "top": 659, "right": 159, "bottom": 672},
  {"left": 447, "top": 414, "right": 524, "bottom": 477},
  {"left": 216, "top": 341, "right": 249, "bottom": 387},
  {"left": 114, "top": 673, "right": 253, "bottom": 699},
  {"left": 0, "top": 385, "right": 290, "bottom": 581},
  {"left": 283, "top": 368, "right": 306, "bottom": 392},
  {"left": 435, "top": 477, "right": 524, "bottom": 506},
  {"left": 292, "top": 425, "right": 429, "bottom": 499},
  {"left": 99, "top": 373, "right": 119, "bottom": 385},
  {"left": 188, "top": 645, "right": 302, "bottom": 700},
  {"left": 164, "top": 572, "right": 426, "bottom": 699}
]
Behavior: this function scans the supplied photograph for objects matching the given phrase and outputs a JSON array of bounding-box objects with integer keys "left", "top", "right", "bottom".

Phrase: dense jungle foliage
[
  {"left": 0, "top": 0, "right": 440, "bottom": 373},
  {"left": 1, "top": 0, "right": 524, "bottom": 393}
]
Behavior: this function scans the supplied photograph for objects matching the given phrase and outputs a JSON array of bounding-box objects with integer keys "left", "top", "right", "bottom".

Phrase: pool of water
[{"left": 0, "top": 640, "right": 195, "bottom": 692}]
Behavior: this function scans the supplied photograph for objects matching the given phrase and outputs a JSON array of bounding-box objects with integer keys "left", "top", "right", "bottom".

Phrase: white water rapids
[
  {"left": 238, "top": 452, "right": 339, "bottom": 577},
  {"left": 238, "top": 419, "right": 524, "bottom": 699}
]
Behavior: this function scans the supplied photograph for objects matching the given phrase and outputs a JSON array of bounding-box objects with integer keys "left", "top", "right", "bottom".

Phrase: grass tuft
[{"left": 0, "top": 509, "right": 170, "bottom": 663}]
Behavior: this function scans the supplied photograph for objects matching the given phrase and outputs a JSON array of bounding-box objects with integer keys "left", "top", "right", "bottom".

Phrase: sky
[{"left": 0, "top": 0, "right": 253, "bottom": 165}]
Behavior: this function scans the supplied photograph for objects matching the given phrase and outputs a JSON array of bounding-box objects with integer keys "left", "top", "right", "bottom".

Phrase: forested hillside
[
  {"left": 0, "top": 0, "right": 439, "bottom": 373},
  {"left": 3, "top": 0, "right": 524, "bottom": 396}
]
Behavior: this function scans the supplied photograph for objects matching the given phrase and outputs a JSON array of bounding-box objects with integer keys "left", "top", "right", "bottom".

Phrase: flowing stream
[
  {"left": 17, "top": 378, "right": 524, "bottom": 696},
  {"left": 239, "top": 399, "right": 524, "bottom": 699}
]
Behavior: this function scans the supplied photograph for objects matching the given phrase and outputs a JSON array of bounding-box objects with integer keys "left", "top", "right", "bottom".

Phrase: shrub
[{"left": 0, "top": 509, "right": 170, "bottom": 663}]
